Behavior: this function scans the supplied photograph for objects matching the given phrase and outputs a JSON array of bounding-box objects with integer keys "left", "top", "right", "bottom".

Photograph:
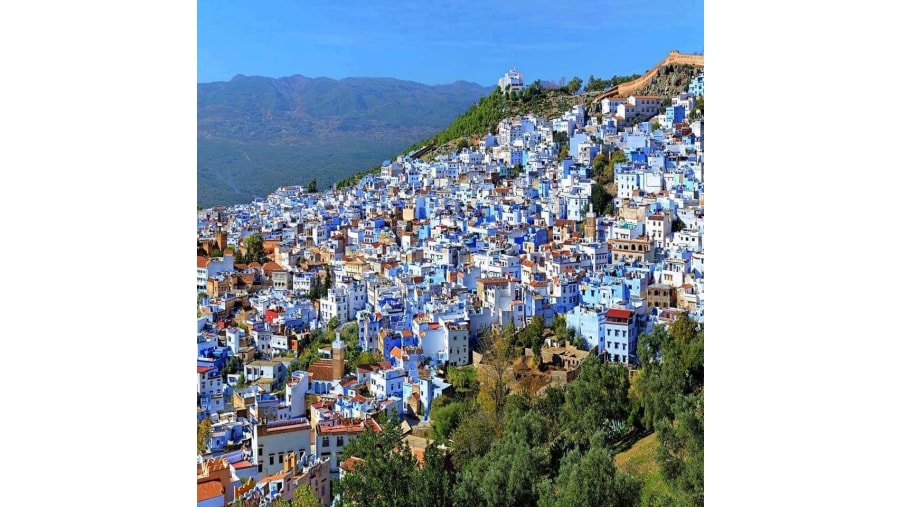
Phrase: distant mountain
[{"left": 197, "top": 75, "right": 493, "bottom": 207}]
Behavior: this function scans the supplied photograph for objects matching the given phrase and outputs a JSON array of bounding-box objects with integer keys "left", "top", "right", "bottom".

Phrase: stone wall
[{"left": 596, "top": 51, "right": 704, "bottom": 101}]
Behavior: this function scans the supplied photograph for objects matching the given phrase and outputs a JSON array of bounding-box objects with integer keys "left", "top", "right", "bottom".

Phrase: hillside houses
[{"left": 196, "top": 87, "right": 704, "bottom": 504}]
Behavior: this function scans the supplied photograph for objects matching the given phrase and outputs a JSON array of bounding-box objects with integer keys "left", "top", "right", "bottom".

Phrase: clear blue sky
[{"left": 198, "top": 0, "right": 704, "bottom": 86}]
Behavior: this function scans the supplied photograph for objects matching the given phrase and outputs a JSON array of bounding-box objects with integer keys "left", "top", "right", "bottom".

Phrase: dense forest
[
  {"left": 333, "top": 314, "right": 704, "bottom": 507},
  {"left": 197, "top": 76, "right": 492, "bottom": 207}
]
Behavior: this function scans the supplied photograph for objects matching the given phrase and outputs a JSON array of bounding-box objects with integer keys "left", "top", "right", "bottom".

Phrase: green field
[{"left": 614, "top": 432, "right": 673, "bottom": 501}]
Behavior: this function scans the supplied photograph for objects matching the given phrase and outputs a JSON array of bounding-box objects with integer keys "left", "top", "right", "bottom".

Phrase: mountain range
[{"left": 198, "top": 75, "right": 493, "bottom": 207}]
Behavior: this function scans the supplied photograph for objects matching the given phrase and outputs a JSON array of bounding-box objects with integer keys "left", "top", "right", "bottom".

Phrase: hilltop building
[{"left": 498, "top": 68, "right": 524, "bottom": 92}]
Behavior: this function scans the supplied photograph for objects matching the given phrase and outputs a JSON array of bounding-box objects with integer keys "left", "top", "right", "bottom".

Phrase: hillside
[
  {"left": 400, "top": 51, "right": 704, "bottom": 158},
  {"left": 197, "top": 76, "right": 493, "bottom": 207}
]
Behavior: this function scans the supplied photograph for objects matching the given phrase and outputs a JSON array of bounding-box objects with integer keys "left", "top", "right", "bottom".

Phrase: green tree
[
  {"left": 197, "top": 417, "right": 212, "bottom": 454},
  {"left": 539, "top": 432, "right": 641, "bottom": 507},
  {"left": 333, "top": 415, "right": 418, "bottom": 507},
  {"left": 689, "top": 97, "right": 704, "bottom": 120},
  {"left": 307, "top": 178, "right": 318, "bottom": 193},
  {"left": 225, "top": 356, "right": 243, "bottom": 375},
  {"left": 430, "top": 399, "right": 472, "bottom": 442},
  {"left": 570, "top": 334, "right": 586, "bottom": 350},
  {"left": 292, "top": 484, "right": 326, "bottom": 507},
  {"left": 446, "top": 365, "right": 478, "bottom": 397},
  {"left": 242, "top": 233, "right": 265, "bottom": 264},
  {"left": 271, "top": 487, "right": 325, "bottom": 507},
  {"left": 655, "top": 394, "right": 704, "bottom": 506},
  {"left": 350, "top": 350, "right": 379, "bottom": 371},
  {"left": 585, "top": 74, "right": 603, "bottom": 92},
  {"left": 566, "top": 76, "right": 583, "bottom": 94},
  {"left": 327, "top": 316, "right": 339, "bottom": 331},
  {"left": 631, "top": 315, "right": 704, "bottom": 503},
  {"left": 522, "top": 316, "right": 545, "bottom": 347},
  {"left": 453, "top": 410, "right": 550, "bottom": 507},
  {"left": 476, "top": 325, "right": 517, "bottom": 417},
  {"left": 448, "top": 409, "right": 501, "bottom": 469},
  {"left": 410, "top": 442, "right": 456, "bottom": 507},
  {"left": 562, "top": 356, "right": 631, "bottom": 445}
]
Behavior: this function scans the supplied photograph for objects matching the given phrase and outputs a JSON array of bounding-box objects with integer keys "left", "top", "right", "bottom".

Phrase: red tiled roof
[
  {"left": 309, "top": 359, "right": 339, "bottom": 381},
  {"left": 197, "top": 480, "right": 224, "bottom": 502},
  {"left": 340, "top": 457, "right": 366, "bottom": 472},
  {"left": 197, "top": 366, "right": 214, "bottom": 374},
  {"left": 198, "top": 256, "right": 210, "bottom": 268},
  {"left": 606, "top": 309, "right": 633, "bottom": 319},
  {"left": 262, "top": 261, "right": 282, "bottom": 272}
]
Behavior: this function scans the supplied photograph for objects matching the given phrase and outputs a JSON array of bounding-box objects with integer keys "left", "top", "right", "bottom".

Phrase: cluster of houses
[{"left": 196, "top": 75, "right": 705, "bottom": 506}]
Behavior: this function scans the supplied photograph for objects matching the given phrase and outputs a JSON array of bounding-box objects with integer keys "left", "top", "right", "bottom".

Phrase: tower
[
  {"left": 584, "top": 203, "right": 597, "bottom": 241},
  {"left": 332, "top": 332, "right": 345, "bottom": 381},
  {"left": 216, "top": 229, "right": 228, "bottom": 254}
]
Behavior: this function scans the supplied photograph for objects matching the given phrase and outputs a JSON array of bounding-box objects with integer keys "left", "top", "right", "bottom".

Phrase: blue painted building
[
  {"left": 666, "top": 105, "right": 686, "bottom": 127},
  {"left": 689, "top": 74, "right": 704, "bottom": 96},
  {"left": 566, "top": 306, "right": 606, "bottom": 351}
]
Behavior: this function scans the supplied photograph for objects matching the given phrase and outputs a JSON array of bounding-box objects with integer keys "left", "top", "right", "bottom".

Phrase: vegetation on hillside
[
  {"left": 337, "top": 314, "right": 704, "bottom": 507},
  {"left": 197, "top": 76, "right": 492, "bottom": 207},
  {"left": 422, "top": 83, "right": 585, "bottom": 149},
  {"left": 590, "top": 149, "right": 627, "bottom": 215},
  {"left": 584, "top": 73, "right": 644, "bottom": 93}
]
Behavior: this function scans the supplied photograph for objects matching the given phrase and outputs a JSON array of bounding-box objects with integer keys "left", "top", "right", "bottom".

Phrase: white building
[
  {"left": 601, "top": 97, "right": 628, "bottom": 115},
  {"left": 251, "top": 328, "right": 274, "bottom": 359},
  {"left": 285, "top": 371, "right": 310, "bottom": 419},
  {"left": 498, "top": 68, "right": 524, "bottom": 92},
  {"left": 320, "top": 287, "right": 350, "bottom": 325},
  {"left": 226, "top": 327, "right": 246, "bottom": 355},
  {"left": 370, "top": 367, "right": 406, "bottom": 398},
  {"left": 254, "top": 419, "right": 312, "bottom": 478},
  {"left": 198, "top": 366, "right": 224, "bottom": 397},
  {"left": 628, "top": 95, "right": 663, "bottom": 120}
]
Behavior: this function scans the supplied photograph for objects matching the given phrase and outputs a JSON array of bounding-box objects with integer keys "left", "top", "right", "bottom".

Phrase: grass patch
[{"left": 614, "top": 432, "right": 672, "bottom": 501}]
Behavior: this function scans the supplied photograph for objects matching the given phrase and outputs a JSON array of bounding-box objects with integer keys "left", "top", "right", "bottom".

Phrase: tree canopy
[
  {"left": 241, "top": 233, "right": 266, "bottom": 264},
  {"left": 336, "top": 314, "right": 704, "bottom": 507}
]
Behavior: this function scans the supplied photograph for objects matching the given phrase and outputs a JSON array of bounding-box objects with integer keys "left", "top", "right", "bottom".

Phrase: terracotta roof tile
[
  {"left": 606, "top": 308, "right": 633, "bottom": 319},
  {"left": 197, "top": 480, "right": 224, "bottom": 502}
]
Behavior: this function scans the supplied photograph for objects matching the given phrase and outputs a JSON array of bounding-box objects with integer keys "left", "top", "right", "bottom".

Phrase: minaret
[
  {"left": 216, "top": 228, "right": 228, "bottom": 254},
  {"left": 584, "top": 202, "right": 597, "bottom": 241},
  {"left": 332, "top": 331, "right": 345, "bottom": 380}
]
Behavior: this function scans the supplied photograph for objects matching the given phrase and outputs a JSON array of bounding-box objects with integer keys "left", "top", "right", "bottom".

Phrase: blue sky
[{"left": 198, "top": 0, "right": 703, "bottom": 86}]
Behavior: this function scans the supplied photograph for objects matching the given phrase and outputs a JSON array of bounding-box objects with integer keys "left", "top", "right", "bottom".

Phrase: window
[
  {"left": 279, "top": 453, "right": 284, "bottom": 463},
  {"left": 337, "top": 436, "right": 344, "bottom": 447},
  {"left": 270, "top": 455, "right": 275, "bottom": 465},
  {"left": 322, "top": 437, "right": 330, "bottom": 447}
]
